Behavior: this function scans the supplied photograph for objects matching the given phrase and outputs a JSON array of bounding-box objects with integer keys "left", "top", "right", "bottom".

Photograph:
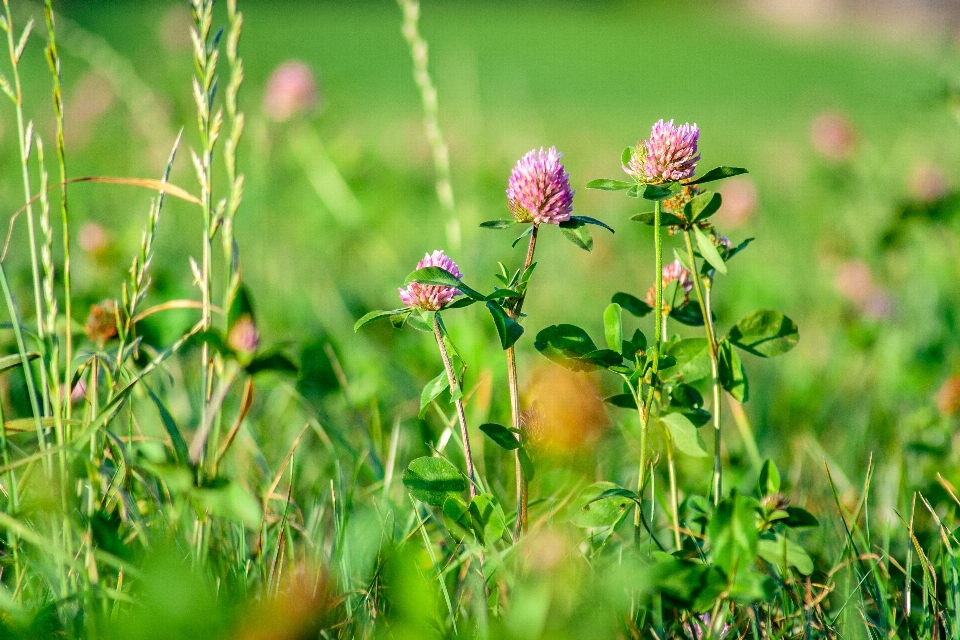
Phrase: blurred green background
[{"left": 2, "top": 0, "right": 960, "bottom": 497}]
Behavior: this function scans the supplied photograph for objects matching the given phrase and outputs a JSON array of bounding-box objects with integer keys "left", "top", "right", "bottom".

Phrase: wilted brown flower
[
  {"left": 235, "top": 565, "right": 337, "bottom": 640},
  {"left": 937, "top": 375, "right": 960, "bottom": 417},
  {"left": 759, "top": 492, "right": 790, "bottom": 513},
  {"left": 662, "top": 184, "right": 701, "bottom": 219},
  {"left": 85, "top": 300, "right": 118, "bottom": 347}
]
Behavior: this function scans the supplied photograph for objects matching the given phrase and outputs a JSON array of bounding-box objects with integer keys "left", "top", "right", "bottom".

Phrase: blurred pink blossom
[
  {"left": 685, "top": 613, "right": 730, "bottom": 639},
  {"left": 65, "top": 73, "right": 114, "bottom": 151},
  {"left": 78, "top": 222, "right": 109, "bottom": 256},
  {"left": 646, "top": 258, "right": 693, "bottom": 309},
  {"left": 835, "top": 260, "right": 892, "bottom": 319},
  {"left": 909, "top": 163, "right": 949, "bottom": 202},
  {"left": 228, "top": 315, "right": 260, "bottom": 354},
  {"left": 811, "top": 111, "right": 857, "bottom": 162},
  {"left": 263, "top": 61, "right": 319, "bottom": 122},
  {"left": 937, "top": 375, "right": 960, "bottom": 417},
  {"left": 70, "top": 379, "right": 87, "bottom": 405},
  {"left": 715, "top": 177, "right": 758, "bottom": 228},
  {"left": 158, "top": 5, "right": 193, "bottom": 52}
]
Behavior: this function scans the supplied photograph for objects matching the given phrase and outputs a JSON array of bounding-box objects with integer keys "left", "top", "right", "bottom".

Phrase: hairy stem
[
  {"left": 683, "top": 229, "right": 722, "bottom": 504},
  {"left": 433, "top": 314, "right": 477, "bottom": 498},
  {"left": 506, "top": 224, "right": 538, "bottom": 538},
  {"left": 666, "top": 437, "right": 681, "bottom": 550},
  {"left": 634, "top": 199, "right": 664, "bottom": 543}
]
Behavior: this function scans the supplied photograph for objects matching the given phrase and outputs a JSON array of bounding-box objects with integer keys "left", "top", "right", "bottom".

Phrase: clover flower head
[
  {"left": 263, "top": 60, "right": 319, "bottom": 122},
  {"left": 85, "top": 300, "right": 119, "bottom": 347},
  {"left": 228, "top": 315, "right": 261, "bottom": 354},
  {"left": 643, "top": 119, "right": 700, "bottom": 184},
  {"left": 684, "top": 613, "right": 730, "bottom": 640},
  {"left": 398, "top": 250, "right": 462, "bottom": 311},
  {"left": 645, "top": 259, "right": 694, "bottom": 309},
  {"left": 623, "top": 141, "right": 648, "bottom": 182},
  {"left": 662, "top": 259, "right": 693, "bottom": 292},
  {"left": 507, "top": 147, "right": 574, "bottom": 225}
]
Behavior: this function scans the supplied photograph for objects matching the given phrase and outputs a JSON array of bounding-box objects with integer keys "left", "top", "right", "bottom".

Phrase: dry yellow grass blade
[{"left": 3, "top": 176, "right": 201, "bottom": 261}]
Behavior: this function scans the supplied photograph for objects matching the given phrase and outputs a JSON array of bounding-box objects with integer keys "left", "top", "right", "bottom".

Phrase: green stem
[
  {"left": 0, "top": 264, "right": 45, "bottom": 461},
  {"left": 682, "top": 229, "right": 723, "bottom": 504},
  {"left": 506, "top": 223, "right": 538, "bottom": 538},
  {"left": 4, "top": 0, "right": 50, "bottom": 417},
  {"left": 433, "top": 314, "right": 477, "bottom": 498},
  {"left": 0, "top": 381, "right": 22, "bottom": 596},
  {"left": 634, "top": 199, "right": 664, "bottom": 543},
  {"left": 44, "top": 0, "right": 73, "bottom": 424},
  {"left": 666, "top": 436, "right": 681, "bottom": 550}
]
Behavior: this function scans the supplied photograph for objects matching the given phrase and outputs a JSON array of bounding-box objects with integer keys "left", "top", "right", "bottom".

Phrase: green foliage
[
  {"left": 585, "top": 178, "right": 633, "bottom": 191},
  {"left": 612, "top": 292, "right": 653, "bottom": 318},
  {"left": 480, "top": 422, "right": 521, "bottom": 450},
  {"left": 660, "top": 412, "right": 708, "bottom": 458},
  {"left": 728, "top": 309, "right": 799, "bottom": 357},
  {"left": 402, "top": 456, "right": 467, "bottom": 506},
  {"left": 687, "top": 166, "right": 748, "bottom": 185},
  {"left": 708, "top": 494, "right": 759, "bottom": 576},
  {"left": 570, "top": 482, "right": 634, "bottom": 528},
  {"left": 1, "top": 1, "right": 957, "bottom": 638},
  {"left": 485, "top": 300, "right": 524, "bottom": 349}
]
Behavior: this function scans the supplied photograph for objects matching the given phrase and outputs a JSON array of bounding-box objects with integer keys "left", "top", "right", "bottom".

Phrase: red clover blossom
[
  {"left": 625, "top": 119, "right": 700, "bottom": 184},
  {"left": 507, "top": 147, "right": 574, "bottom": 225},
  {"left": 646, "top": 258, "right": 693, "bottom": 309},
  {"left": 398, "top": 250, "right": 462, "bottom": 311}
]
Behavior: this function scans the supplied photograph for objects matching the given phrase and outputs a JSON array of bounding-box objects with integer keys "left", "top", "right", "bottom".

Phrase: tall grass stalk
[
  {"left": 43, "top": 0, "right": 72, "bottom": 424},
  {"left": 190, "top": 0, "right": 222, "bottom": 475},
  {"left": 221, "top": 0, "right": 245, "bottom": 336},
  {"left": 3, "top": 2, "right": 49, "bottom": 418},
  {"left": 116, "top": 134, "right": 182, "bottom": 370},
  {"left": 397, "top": 0, "right": 460, "bottom": 250}
]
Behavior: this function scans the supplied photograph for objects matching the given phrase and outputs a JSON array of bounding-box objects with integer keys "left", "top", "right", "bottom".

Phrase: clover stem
[
  {"left": 682, "top": 229, "right": 723, "bottom": 505},
  {"left": 507, "top": 223, "right": 539, "bottom": 538},
  {"left": 666, "top": 436, "right": 682, "bottom": 550},
  {"left": 433, "top": 314, "right": 477, "bottom": 499},
  {"left": 634, "top": 200, "right": 664, "bottom": 544}
]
